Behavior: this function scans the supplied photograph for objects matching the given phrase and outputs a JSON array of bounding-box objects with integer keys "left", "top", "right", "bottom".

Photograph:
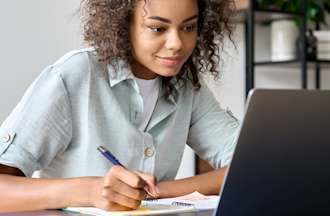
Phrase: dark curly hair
[{"left": 80, "top": 0, "right": 235, "bottom": 96}]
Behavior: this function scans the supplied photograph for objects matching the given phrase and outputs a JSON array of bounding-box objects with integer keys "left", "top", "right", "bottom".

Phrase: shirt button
[
  {"left": 144, "top": 147, "right": 154, "bottom": 157},
  {"left": 0, "top": 134, "right": 11, "bottom": 143}
]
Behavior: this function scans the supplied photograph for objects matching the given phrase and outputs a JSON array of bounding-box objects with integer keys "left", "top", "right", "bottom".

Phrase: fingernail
[{"left": 148, "top": 190, "right": 157, "bottom": 198}]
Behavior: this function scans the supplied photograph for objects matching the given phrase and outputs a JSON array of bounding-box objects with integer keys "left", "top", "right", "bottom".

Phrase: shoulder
[
  {"left": 48, "top": 47, "right": 102, "bottom": 78},
  {"left": 52, "top": 47, "right": 95, "bottom": 67},
  {"left": 42, "top": 47, "right": 106, "bottom": 88}
]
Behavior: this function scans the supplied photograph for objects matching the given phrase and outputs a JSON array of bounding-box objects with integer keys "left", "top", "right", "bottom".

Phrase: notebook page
[
  {"left": 63, "top": 203, "right": 196, "bottom": 216},
  {"left": 143, "top": 191, "right": 219, "bottom": 210}
]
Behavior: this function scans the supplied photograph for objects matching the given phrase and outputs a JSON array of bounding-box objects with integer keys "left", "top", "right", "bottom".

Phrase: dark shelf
[
  {"left": 313, "top": 59, "right": 330, "bottom": 64},
  {"left": 254, "top": 60, "right": 300, "bottom": 66},
  {"left": 255, "top": 59, "right": 330, "bottom": 66}
]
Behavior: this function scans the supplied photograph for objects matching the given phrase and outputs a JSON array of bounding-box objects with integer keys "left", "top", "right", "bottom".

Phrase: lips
[{"left": 157, "top": 56, "right": 183, "bottom": 67}]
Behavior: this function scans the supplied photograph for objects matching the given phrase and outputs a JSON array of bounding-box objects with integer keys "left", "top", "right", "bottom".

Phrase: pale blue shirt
[{"left": 0, "top": 48, "right": 239, "bottom": 181}]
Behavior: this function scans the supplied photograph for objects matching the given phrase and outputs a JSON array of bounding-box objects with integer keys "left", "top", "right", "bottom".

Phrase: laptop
[{"left": 215, "top": 89, "right": 330, "bottom": 215}]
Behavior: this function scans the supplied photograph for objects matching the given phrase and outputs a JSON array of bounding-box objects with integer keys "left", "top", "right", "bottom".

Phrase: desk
[{"left": 0, "top": 210, "right": 214, "bottom": 216}]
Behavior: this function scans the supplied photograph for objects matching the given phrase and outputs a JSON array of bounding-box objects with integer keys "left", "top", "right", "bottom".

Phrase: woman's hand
[{"left": 91, "top": 166, "right": 159, "bottom": 211}]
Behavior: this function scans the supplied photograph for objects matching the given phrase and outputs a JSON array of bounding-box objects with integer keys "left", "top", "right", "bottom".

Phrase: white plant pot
[{"left": 271, "top": 20, "right": 299, "bottom": 61}]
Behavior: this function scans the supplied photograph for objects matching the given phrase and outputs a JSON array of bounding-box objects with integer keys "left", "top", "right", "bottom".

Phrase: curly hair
[{"left": 80, "top": 0, "right": 235, "bottom": 96}]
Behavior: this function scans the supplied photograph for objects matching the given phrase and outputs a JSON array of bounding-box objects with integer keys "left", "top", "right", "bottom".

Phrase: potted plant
[{"left": 256, "top": 0, "right": 330, "bottom": 61}]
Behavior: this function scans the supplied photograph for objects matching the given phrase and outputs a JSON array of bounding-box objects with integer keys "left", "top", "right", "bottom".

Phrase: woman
[{"left": 0, "top": 0, "right": 238, "bottom": 212}]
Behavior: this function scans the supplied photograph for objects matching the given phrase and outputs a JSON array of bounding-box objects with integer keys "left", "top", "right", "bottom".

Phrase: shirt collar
[
  {"left": 107, "top": 59, "right": 180, "bottom": 104},
  {"left": 107, "top": 60, "right": 135, "bottom": 87}
]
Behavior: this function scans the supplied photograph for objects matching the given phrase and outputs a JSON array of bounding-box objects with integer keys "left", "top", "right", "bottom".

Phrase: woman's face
[{"left": 130, "top": 0, "right": 198, "bottom": 79}]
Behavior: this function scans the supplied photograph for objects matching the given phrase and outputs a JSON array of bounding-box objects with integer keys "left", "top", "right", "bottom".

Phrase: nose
[{"left": 165, "top": 30, "right": 183, "bottom": 51}]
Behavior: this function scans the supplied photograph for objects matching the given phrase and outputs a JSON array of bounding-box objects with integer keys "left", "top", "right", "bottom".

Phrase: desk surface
[{"left": 0, "top": 210, "right": 214, "bottom": 216}]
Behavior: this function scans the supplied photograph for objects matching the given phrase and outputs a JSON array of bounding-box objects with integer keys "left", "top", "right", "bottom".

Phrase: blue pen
[{"left": 97, "top": 145, "right": 125, "bottom": 167}]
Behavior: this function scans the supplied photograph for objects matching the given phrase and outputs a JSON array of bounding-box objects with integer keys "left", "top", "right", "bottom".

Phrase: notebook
[
  {"left": 146, "top": 191, "right": 219, "bottom": 210},
  {"left": 63, "top": 191, "right": 220, "bottom": 215}
]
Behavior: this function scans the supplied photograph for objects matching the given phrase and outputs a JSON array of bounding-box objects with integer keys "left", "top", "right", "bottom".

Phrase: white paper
[
  {"left": 64, "top": 203, "right": 195, "bottom": 215},
  {"left": 63, "top": 191, "right": 218, "bottom": 215},
  {"left": 143, "top": 191, "right": 219, "bottom": 210}
]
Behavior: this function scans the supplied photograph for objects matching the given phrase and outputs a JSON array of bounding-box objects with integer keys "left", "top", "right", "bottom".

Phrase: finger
[
  {"left": 105, "top": 166, "right": 146, "bottom": 189},
  {"left": 135, "top": 171, "right": 158, "bottom": 186},
  {"left": 102, "top": 189, "right": 141, "bottom": 209},
  {"left": 103, "top": 177, "right": 147, "bottom": 200},
  {"left": 134, "top": 171, "right": 160, "bottom": 198}
]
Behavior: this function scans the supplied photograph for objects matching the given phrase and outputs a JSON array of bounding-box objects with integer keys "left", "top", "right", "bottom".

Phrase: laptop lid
[{"left": 216, "top": 89, "right": 330, "bottom": 215}]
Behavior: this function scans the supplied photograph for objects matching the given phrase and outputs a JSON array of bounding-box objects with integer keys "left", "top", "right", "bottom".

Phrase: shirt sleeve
[
  {"left": 187, "top": 82, "right": 240, "bottom": 169},
  {"left": 0, "top": 66, "right": 72, "bottom": 177}
]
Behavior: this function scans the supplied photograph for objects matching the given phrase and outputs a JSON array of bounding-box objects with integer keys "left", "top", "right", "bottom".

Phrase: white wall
[
  {"left": 0, "top": 0, "right": 81, "bottom": 122},
  {"left": 205, "top": 25, "right": 246, "bottom": 120}
]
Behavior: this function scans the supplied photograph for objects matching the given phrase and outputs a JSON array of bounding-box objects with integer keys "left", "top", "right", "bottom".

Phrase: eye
[
  {"left": 183, "top": 24, "right": 196, "bottom": 32},
  {"left": 148, "top": 26, "right": 166, "bottom": 33}
]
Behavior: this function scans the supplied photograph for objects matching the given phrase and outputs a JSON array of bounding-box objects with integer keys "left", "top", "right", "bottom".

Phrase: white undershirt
[{"left": 134, "top": 76, "right": 160, "bottom": 131}]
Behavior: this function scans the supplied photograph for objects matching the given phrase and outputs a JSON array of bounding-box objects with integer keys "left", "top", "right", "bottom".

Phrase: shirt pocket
[{"left": 0, "top": 128, "right": 16, "bottom": 155}]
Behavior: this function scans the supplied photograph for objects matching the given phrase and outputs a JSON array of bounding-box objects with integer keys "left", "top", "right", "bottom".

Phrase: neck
[{"left": 131, "top": 62, "right": 158, "bottom": 80}]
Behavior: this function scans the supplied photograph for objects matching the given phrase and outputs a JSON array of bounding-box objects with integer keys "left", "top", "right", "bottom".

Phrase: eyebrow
[{"left": 147, "top": 14, "right": 198, "bottom": 24}]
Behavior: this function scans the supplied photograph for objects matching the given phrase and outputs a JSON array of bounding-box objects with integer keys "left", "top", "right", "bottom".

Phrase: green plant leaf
[{"left": 306, "top": 2, "right": 325, "bottom": 23}]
